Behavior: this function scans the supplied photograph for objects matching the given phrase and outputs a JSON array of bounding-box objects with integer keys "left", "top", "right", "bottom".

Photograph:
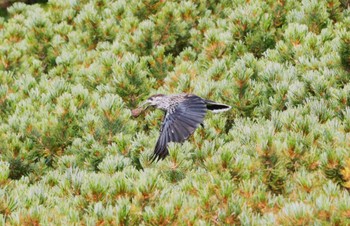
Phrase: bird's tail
[{"left": 205, "top": 100, "right": 231, "bottom": 113}]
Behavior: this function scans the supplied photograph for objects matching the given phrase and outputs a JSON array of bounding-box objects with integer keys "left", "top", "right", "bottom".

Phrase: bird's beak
[{"left": 139, "top": 100, "right": 151, "bottom": 111}]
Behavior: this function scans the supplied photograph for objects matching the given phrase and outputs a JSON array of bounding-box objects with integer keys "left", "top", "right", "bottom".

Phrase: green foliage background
[{"left": 0, "top": 0, "right": 350, "bottom": 224}]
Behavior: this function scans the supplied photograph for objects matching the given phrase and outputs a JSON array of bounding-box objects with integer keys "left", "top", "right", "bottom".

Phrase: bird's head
[
  {"left": 142, "top": 94, "right": 166, "bottom": 108},
  {"left": 132, "top": 94, "right": 166, "bottom": 117}
]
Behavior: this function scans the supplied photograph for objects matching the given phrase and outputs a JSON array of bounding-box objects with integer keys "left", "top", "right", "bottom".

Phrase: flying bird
[{"left": 132, "top": 94, "right": 231, "bottom": 161}]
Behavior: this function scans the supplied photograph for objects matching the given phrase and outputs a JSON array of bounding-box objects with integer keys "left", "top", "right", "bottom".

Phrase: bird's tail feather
[{"left": 205, "top": 100, "right": 231, "bottom": 113}]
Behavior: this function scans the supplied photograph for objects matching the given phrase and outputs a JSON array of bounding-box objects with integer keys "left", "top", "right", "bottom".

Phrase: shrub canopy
[{"left": 0, "top": 0, "right": 350, "bottom": 224}]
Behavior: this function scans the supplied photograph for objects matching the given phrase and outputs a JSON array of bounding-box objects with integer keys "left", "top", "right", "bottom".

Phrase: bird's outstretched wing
[{"left": 151, "top": 95, "right": 207, "bottom": 161}]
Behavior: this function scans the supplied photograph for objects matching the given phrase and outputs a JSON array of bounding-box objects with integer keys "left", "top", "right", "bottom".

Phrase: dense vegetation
[
  {"left": 0, "top": 0, "right": 350, "bottom": 224},
  {"left": 0, "top": 0, "right": 48, "bottom": 19}
]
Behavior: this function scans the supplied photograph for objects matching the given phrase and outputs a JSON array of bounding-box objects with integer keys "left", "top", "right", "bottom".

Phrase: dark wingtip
[
  {"left": 150, "top": 154, "right": 158, "bottom": 163},
  {"left": 150, "top": 153, "right": 164, "bottom": 163}
]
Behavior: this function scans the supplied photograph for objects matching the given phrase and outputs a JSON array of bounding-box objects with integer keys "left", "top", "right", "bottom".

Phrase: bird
[{"left": 133, "top": 93, "right": 231, "bottom": 161}]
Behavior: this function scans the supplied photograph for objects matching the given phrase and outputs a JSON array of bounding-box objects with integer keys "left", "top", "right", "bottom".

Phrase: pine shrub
[{"left": 0, "top": 0, "right": 349, "bottom": 224}]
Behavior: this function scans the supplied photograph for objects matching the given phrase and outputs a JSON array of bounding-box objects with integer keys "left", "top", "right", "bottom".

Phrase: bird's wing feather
[{"left": 152, "top": 95, "right": 207, "bottom": 161}]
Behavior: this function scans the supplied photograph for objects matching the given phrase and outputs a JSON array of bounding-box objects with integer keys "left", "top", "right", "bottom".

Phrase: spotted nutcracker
[{"left": 132, "top": 94, "right": 231, "bottom": 161}]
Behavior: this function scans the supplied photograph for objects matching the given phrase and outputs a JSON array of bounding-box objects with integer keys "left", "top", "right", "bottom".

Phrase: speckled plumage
[
  {"left": 149, "top": 93, "right": 188, "bottom": 111},
  {"left": 144, "top": 93, "right": 231, "bottom": 161}
]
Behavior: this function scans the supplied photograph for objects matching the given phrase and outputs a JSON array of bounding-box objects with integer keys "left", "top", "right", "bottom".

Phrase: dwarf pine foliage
[{"left": 0, "top": 0, "right": 350, "bottom": 224}]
